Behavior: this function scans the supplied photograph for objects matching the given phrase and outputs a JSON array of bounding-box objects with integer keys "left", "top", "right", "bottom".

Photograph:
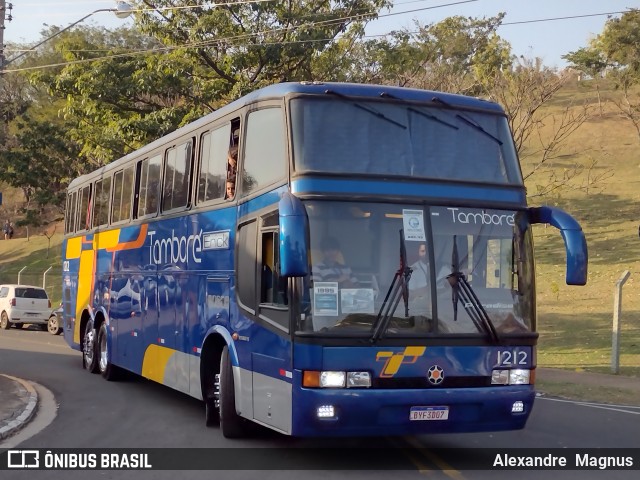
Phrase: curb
[{"left": 0, "top": 374, "right": 39, "bottom": 440}]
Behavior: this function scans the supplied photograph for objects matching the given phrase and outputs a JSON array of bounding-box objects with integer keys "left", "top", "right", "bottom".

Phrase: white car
[{"left": 0, "top": 284, "right": 52, "bottom": 330}]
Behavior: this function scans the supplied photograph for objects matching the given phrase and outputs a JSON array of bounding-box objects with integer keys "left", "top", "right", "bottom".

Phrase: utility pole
[{"left": 0, "top": 0, "right": 13, "bottom": 70}]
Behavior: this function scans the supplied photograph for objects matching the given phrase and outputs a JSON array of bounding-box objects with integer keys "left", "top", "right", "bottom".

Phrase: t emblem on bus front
[{"left": 376, "top": 346, "right": 426, "bottom": 377}]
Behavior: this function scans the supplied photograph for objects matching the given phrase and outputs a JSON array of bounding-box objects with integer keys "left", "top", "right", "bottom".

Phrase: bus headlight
[
  {"left": 320, "top": 371, "right": 346, "bottom": 388},
  {"left": 509, "top": 369, "right": 530, "bottom": 385},
  {"left": 491, "top": 369, "right": 531, "bottom": 385},
  {"left": 347, "top": 371, "right": 371, "bottom": 388},
  {"left": 303, "top": 371, "right": 371, "bottom": 388}
]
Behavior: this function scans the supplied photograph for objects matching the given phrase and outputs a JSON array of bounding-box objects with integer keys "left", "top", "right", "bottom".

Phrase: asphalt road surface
[{"left": 1, "top": 328, "right": 639, "bottom": 480}]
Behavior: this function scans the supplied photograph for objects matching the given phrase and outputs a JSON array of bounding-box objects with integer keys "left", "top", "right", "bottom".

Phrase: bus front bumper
[{"left": 292, "top": 385, "right": 535, "bottom": 437}]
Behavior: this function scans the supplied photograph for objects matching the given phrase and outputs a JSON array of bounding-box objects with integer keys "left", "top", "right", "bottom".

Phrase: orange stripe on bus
[{"left": 106, "top": 224, "right": 148, "bottom": 252}]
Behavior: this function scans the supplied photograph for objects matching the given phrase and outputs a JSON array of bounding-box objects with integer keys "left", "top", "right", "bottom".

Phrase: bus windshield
[
  {"left": 300, "top": 201, "right": 535, "bottom": 337},
  {"left": 290, "top": 97, "right": 522, "bottom": 185}
]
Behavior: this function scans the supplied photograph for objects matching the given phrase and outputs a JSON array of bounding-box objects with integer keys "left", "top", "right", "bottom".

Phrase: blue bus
[{"left": 62, "top": 82, "right": 588, "bottom": 438}]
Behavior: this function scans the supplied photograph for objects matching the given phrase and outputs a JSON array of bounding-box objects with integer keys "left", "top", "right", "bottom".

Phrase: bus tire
[
  {"left": 98, "top": 322, "right": 121, "bottom": 381},
  {"left": 83, "top": 320, "right": 99, "bottom": 373},
  {"left": 219, "top": 345, "right": 247, "bottom": 438}
]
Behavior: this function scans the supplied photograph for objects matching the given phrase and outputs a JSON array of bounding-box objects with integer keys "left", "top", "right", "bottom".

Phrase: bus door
[
  {"left": 253, "top": 221, "right": 292, "bottom": 433},
  {"left": 237, "top": 211, "right": 292, "bottom": 433}
]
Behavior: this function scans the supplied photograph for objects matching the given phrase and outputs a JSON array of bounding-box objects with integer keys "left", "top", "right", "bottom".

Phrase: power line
[
  {"left": 500, "top": 10, "right": 631, "bottom": 26},
  {"left": 3, "top": 6, "right": 633, "bottom": 74}
]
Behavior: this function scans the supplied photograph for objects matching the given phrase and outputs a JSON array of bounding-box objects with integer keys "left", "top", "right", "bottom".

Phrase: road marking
[
  {"left": 402, "top": 436, "right": 465, "bottom": 479},
  {"left": 538, "top": 396, "right": 640, "bottom": 415}
]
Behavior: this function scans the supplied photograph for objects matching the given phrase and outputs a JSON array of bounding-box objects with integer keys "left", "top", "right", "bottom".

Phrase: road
[{"left": 1, "top": 328, "right": 639, "bottom": 479}]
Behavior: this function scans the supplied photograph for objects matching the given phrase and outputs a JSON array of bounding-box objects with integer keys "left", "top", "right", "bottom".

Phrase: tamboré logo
[{"left": 376, "top": 346, "right": 426, "bottom": 377}]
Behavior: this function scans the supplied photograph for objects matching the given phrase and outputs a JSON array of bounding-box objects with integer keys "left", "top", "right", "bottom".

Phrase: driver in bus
[{"left": 312, "top": 236, "right": 358, "bottom": 287}]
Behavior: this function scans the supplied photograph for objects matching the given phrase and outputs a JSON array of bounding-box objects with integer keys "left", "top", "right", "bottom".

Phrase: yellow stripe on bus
[
  {"left": 66, "top": 237, "right": 83, "bottom": 260},
  {"left": 142, "top": 344, "right": 176, "bottom": 384},
  {"left": 73, "top": 249, "right": 96, "bottom": 344},
  {"left": 94, "top": 229, "right": 122, "bottom": 250}
]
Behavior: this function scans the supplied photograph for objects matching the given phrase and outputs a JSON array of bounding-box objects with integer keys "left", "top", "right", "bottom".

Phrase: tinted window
[
  {"left": 198, "top": 125, "right": 230, "bottom": 204},
  {"left": 163, "top": 140, "right": 194, "bottom": 211},
  {"left": 78, "top": 185, "right": 91, "bottom": 231},
  {"left": 93, "top": 177, "right": 112, "bottom": 227},
  {"left": 15, "top": 287, "right": 49, "bottom": 299},
  {"left": 65, "top": 191, "right": 77, "bottom": 234},
  {"left": 112, "top": 166, "right": 134, "bottom": 223},
  {"left": 137, "top": 155, "right": 161, "bottom": 218},
  {"left": 237, "top": 220, "right": 257, "bottom": 313},
  {"left": 242, "top": 108, "right": 286, "bottom": 197},
  {"left": 291, "top": 98, "right": 522, "bottom": 185}
]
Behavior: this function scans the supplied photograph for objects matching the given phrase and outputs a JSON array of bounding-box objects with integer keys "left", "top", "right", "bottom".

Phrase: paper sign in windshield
[
  {"left": 340, "top": 289, "right": 375, "bottom": 314},
  {"left": 402, "top": 209, "right": 426, "bottom": 241},
  {"left": 313, "top": 282, "right": 339, "bottom": 316}
]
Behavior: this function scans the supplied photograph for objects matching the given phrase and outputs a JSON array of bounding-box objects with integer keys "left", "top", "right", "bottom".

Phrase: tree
[
  {"left": 361, "top": 14, "right": 512, "bottom": 94},
  {"left": 27, "top": 1, "right": 389, "bottom": 163},
  {"left": 485, "top": 58, "right": 599, "bottom": 198},
  {"left": 562, "top": 46, "right": 608, "bottom": 115},
  {"left": 596, "top": 9, "right": 640, "bottom": 142}
]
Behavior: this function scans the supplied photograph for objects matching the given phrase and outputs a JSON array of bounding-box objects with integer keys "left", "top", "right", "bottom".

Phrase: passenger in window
[
  {"left": 408, "top": 243, "right": 431, "bottom": 315},
  {"left": 226, "top": 145, "right": 238, "bottom": 199},
  {"left": 312, "top": 237, "right": 358, "bottom": 287},
  {"left": 409, "top": 243, "right": 429, "bottom": 291},
  {"left": 226, "top": 180, "right": 235, "bottom": 199}
]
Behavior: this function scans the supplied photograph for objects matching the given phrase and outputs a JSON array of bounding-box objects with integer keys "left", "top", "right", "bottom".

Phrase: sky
[{"left": 2, "top": 0, "right": 639, "bottom": 68}]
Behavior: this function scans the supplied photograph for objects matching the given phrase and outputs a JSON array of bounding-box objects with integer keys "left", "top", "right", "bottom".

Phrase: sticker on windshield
[
  {"left": 340, "top": 289, "right": 375, "bottom": 314},
  {"left": 313, "top": 282, "right": 339, "bottom": 316},
  {"left": 402, "top": 209, "right": 426, "bottom": 241}
]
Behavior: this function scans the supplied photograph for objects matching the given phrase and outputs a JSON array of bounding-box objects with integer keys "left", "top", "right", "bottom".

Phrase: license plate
[
  {"left": 27, "top": 313, "right": 39, "bottom": 317},
  {"left": 409, "top": 406, "right": 449, "bottom": 421}
]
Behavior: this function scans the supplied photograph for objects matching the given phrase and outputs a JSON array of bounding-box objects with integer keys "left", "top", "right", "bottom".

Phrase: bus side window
[
  {"left": 237, "top": 220, "right": 258, "bottom": 315},
  {"left": 242, "top": 107, "right": 286, "bottom": 197},
  {"left": 258, "top": 212, "right": 289, "bottom": 330},
  {"left": 198, "top": 122, "right": 234, "bottom": 204},
  {"left": 93, "top": 176, "right": 112, "bottom": 228},
  {"left": 111, "top": 166, "right": 134, "bottom": 223},
  {"left": 77, "top": 185, "right": 91, "bottom": 232},
  {"left": 162, "top": 139, "right": 194, "bottom": 213},
  {"left": 136, "top": 155, "right": 161, "bottom": 218},
  {"left": 65, "top": 190, "right": 77, "bottom": 234}
]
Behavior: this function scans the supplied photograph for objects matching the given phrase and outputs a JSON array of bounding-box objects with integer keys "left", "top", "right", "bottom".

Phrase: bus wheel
[
  {"left": 205, "top": 374, "right": 220, "bottom": 427},
  {"left": 83, "top": 320, "right": 99, "bottom": 373},
  {"left": 0, "top": 311, "right": 11, "bottom": 329},
  {"left": 218, "top": 346, "right": 247, "bottom": 438},
  {"left": 98, "top": 323, "right": 121, "bottom": 381}
]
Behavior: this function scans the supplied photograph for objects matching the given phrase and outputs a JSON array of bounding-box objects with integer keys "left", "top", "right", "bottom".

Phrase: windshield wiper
[
  {"left": 431, "top": 96, "right": 503, "bottom": 145},
  {"left": 380, "top": 92, "right": 458, "bottom": 131},
  {"left": 325, "top": 89, "right": 407, "bottom": 130},
  {"left": 370, "top": 229, "right": 412, "bottom": 344},
  {"left": 447, "top": 235, "right": 499, "bottom": 343}
]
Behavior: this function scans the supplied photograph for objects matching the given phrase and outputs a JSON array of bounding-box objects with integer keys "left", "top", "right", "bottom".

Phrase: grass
[
  {"left": 1, "top": 80, "right": 639, "bottom": 387},
  {"left": 0, "top": 225, "right": 64, "bottom": 303},
  {"left": 527, "top": 80, "right": 640, "bottom": 379}
]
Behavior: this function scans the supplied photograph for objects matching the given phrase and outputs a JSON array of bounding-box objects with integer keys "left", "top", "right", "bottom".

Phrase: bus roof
[{"left": 68, "top": 82, "right": 504, "bottom": 189}]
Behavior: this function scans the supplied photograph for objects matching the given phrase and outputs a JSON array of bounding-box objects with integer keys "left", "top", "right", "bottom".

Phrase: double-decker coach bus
[{"left": 61, "top": 82, "right": 587, "bottom": 438}]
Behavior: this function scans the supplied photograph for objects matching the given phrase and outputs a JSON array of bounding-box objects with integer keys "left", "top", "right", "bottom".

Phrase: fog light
[
  {"left": 320, "top": 371, "right": 346, "bottom": 388},
  {"left": 512, "top": 401, "right": 524, "bottom": 413},
  {"left": 347, "top": 371, "right": 371, "bottom": 388},
  {"left": 509, "top": 369, "right": 530, "bottom": 385},
  {"left": 317, "top": 405, "right": 335, "bottom": 418},
  {"left": 491, "top": 369, "right": 509, "bottom": 385}
]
